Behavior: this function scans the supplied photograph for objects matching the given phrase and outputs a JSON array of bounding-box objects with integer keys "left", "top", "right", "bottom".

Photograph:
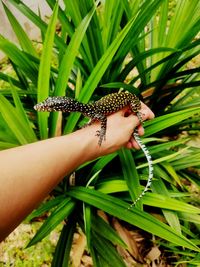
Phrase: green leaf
[
  {"left": 90, "top": 245, "right": 112, "bottom": 267},
  {"left": 0, "top": 35, "right": 38, "bottom": 84},
  {"left": 83, "top": 203, "right": 92, "bottom": 251},
  {"left": 119, "top": 47, "right": 177, "bottom": 81},
  {"left": 64, "top": 0, "right": 97, "bottom": 68},
  {"left": 37, "top": 3, "right": 59, "bottom": 139},
  {"left": 101, "top": 0, "right": 123, "bottom": 49},
  {"left": 54, "top": 4, "right": 96, "bottom": 97},
  {"left": 27, "top": 197, "right": 76, "bottom": 247},
  {"left": 178, "top": 213, "right": 200, "bottom": 225},
  {"left": 135, "top": 138, "right": 189, "bottom": 159},
  {"left": 92, "top": 214, "right": 127, "bottom": 248},
  {"left": 75, "top": 68, "right": 82, "bottom": 99},
  {"left": 148, "top": 0, "right": 200, "bottom": 83},
  {"left": 137, "top": 147, "right": 188, "bottom": 170},
  {"left": 27, "top": 195, "right": 66, "bottom": 221},
  {"left": 118, "top": 148, "right": 142, "bottom": 209},
  {"left": 8, "top": 0, "right": 70, "bottom": 52},
  {"left": 92, "top": 231, "right": 126, "bottom": 267},
  {"left": 100, "top": 82, "right": 139, "bottom": 94},
  {"left": 46, "top": 0, "right": 74, "bottom": 37},
  {"left": 68, "top": 187, "right": 199, "bottom": 251},
  {"left": 143, "top": 193, "right": 200, "bottom": 214},
  {"left": 96, "top": 179, "right": 128, "bottom": 194},
  {"left": 172, "top": 151, "right": 200, "bottom": 170},
  {"left": 0, "top": 94, "right": 36, "bottom": 144},
  {"left": 0, "top": 141, "right": 18, "bottom": 149},
  {"left": 10, "top": 84, "right": 37, "bottom": 141},
  {"left": 87, "top": 153, "right": 117, "bottom": 180},
  {"left": 97, "top": 179, "right": 200, "bottom": 214},
  {"left": 2, "top": 2, "right": 38, "bottom": 57},
  {"left": 0, "top": 72, "right": 23, "bottom": 89},
  {"left": 144, "top": 107, "right": 200, "bottom": 136},
  {"left": 51, "top": 220, "right": 76, "bottom": 267},
  {"left": 161, "top": 162, "right": 182, "bottom": 186},
  {"left": 50, "top": 3, "right": 96, "bottom": 136},
  {"left": 165, "top": 0, "right": 200, "bottom": 48}
]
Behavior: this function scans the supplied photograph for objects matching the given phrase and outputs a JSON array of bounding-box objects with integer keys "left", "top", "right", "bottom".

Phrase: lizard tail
[{"left": 128, "top": 129, "right": 153, "bottom": 209}]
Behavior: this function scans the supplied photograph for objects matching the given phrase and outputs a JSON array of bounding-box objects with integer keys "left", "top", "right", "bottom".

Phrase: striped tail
[{"left": 128, "top": 128, "right": 153, "bottom": 209}]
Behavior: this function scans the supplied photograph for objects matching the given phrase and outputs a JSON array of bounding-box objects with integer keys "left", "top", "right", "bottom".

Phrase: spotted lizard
[{"left": 34, "top": 91, "right": 153, "bottom": 207}]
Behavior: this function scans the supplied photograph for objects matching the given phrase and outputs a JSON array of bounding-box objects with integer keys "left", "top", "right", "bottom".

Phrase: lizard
[{"left": 34, "top": 91, "right": 153, "bottom": 207}]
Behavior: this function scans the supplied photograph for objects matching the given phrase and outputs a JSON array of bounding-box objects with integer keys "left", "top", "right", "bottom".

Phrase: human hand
[
  {"left": 125, "top": 102, "right": 155, "bottom": 149},
  {"left": 89, "top": 102, "right": 155, "bottom": 156}
]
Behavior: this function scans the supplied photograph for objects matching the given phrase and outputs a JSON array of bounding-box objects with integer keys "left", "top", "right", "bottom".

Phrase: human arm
[{"left": 0, "top": 103, "right": 154, "bottom": 241}]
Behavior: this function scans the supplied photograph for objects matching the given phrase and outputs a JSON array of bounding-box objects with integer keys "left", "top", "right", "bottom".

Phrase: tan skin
[{"left": 0, "top": 102, "right": 154, "bottom": 241}]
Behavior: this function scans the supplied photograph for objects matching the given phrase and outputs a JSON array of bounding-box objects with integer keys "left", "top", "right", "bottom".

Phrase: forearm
[{"left": 0, "top": 126, "right": 98, "bottom": 240}]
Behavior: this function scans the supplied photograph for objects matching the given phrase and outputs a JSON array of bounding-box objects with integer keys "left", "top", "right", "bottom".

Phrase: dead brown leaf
[
  {"left": 112, "top": 218, "right": 144, "bottom": 263},
  {"left": 71, "top": 233, "right": 86, "bottom": 267}
]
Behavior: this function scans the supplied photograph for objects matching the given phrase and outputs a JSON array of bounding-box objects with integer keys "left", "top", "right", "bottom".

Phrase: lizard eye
[{"left": 45, "top": 97, "right": 54, "bottom": 105}]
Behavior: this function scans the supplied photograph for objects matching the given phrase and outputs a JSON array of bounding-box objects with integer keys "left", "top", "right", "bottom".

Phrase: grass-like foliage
[{"left": 0, "top": 0, "right": 200, "bottom": 265}]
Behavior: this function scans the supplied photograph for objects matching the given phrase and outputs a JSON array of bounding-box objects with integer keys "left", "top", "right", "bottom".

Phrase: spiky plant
[{"left": 0, "top": 0, "right": 200, "bottom": 265}]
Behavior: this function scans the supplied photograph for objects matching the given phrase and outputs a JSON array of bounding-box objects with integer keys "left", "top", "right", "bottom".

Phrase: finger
[
  {"left": 113, "top": 103, "right": 155, "bottom": 122},
  {"left": 123, "top": 112, "right": 141, "bottom": 128},
  {"left": 127, "top": 136, "right": 141, "bottom": 150},
  {"left": 140, "top": 102, "right": 155, "bottom": 120},
  {"left": 126, "top": 141, "right": 132, "bottom": 149},
  {"left": 137, "top": 124, "right": 144, "bottom": 136}
]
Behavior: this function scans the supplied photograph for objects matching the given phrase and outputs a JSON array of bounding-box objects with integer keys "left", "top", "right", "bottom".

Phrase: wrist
[
  {"left": 75, "top": 124, "right": 103, "bottom": 161},
  {"left": 75, "top": 123, "right": 119, "bottom": 161}
]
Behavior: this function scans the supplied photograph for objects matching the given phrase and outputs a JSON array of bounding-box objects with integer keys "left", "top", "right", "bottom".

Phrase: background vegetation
[{"left": 0, "top": 0, "right": 200, "bottom": 266}]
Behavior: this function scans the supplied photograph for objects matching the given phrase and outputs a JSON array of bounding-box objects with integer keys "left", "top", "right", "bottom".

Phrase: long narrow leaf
[
  {"left": 37, "top": 3, "right": 58, "bottom": 139},
  {"left": 11, "top": 84, "right": 37, "bottom": 141},
  {"left": 2, "top": 2, "right": 38, "bottom": 57},
  {"left": 143, "top": 193, "right": 200, "bottom": 214},
  {"left": 135, "top": 138, "right": 189, "bottom": 159},
  {"left": 50, "top": 4, "right": 96, "bottom": 136},
  {"left": 0, "top": 36, "right": 38, "bottom": 84},
  {"left": 67, "top": 187, "right": 199, "bottom": 251},
  {"left": 51, "top": 220, "right": 76, "bottom": 267},
  {"left": 0, "top": 94, "right": 35, "bottom": 144},
  {"left": 144, "top": 107, "right": 200, "bottom": 136},
  {"left": 27, "top": 197, "right": 76, "bottom": 247},
  {"left": 0, "top": 72, "right": 23, "bottom": 89},
  {"left": 118, "top": 148, "right": 142, "bottom": 208},
  {"left": 27, "top": 195, "right": 66, "bottom": 221},
  {"left": 92, "top": 231, "right": 126, "bottom": 267},
  {"left": 83, "top": 203, "right": 92, "bottom": 251},
  {"left": 92, "top": 214, "right": 127, "bottom": 248}
]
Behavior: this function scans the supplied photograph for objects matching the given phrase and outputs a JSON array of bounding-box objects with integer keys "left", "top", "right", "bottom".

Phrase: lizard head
[
  {"left": 34, "top": 97, "right": 57, "bottom": 111},
  {"left": 34, "top": 96, "right": 79, "bottom": 112},
  {"left": 34, "top": 96, "right": 70, "bottom": 112}
]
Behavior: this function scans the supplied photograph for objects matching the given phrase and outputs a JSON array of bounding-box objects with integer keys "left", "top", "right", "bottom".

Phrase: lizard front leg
[
  {"left": 82, "top": 113, "right": 107, "bottom": 146},
  {"left": 93, "top": 114, "right": 107, "bottom": 146}
]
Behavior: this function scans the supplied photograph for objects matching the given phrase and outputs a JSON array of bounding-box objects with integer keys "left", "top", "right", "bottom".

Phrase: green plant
[{"left": 0, "top": 0, "right": 200, "bottom": 265}]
